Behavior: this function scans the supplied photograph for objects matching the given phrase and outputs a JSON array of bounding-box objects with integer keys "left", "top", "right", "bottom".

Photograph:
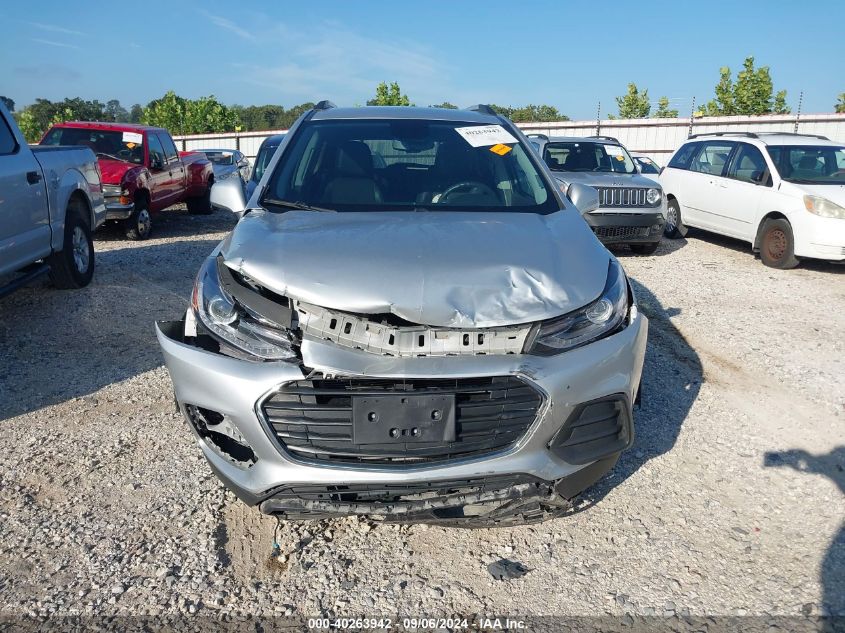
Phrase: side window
[
  {"left": 147, "top": 134, "right": 166, "bottom": 169},
  {"left": 668, "top": 142, "right": 699, "bottom": 170},
  {"left": 690, "top": 142, "right": 734, "bottom": 176},
  {"left": 0, "top": 115, "right": 19, "bottom": 155},
  {"left": 729, "top": 143, "right": 769, "bottom": 185},
  {"left": 158, "top": 133, "right": 179, "bottom": 163}
]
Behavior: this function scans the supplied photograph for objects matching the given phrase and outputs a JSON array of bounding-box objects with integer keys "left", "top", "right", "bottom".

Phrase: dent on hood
[{"left": 221, "top": 208, "right": 608, "bottom": 328}]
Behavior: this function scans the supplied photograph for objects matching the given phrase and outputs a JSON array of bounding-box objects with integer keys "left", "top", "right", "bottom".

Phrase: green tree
[
  {"left": 367, "top": 81, "right": 411, "bottom": 106},
  {"left": 429, "top": 102, "right": 458, "bottom": 109},
  {"left": 654, "top": 96, "right": 679, "bottom": 118},
  {"left": 489, "top": 104, "right": 567, "bottom": 122},
  {"left": 142, "top": 91, "right": 189, "bottom": 133},
  {"left": 105, "top": 99, "right": 130, "bottom": 122},
  {"left": 129, "top": 103, "right": 144, "bottom": 123},
  {"left": 703, "top": 57, "right": 789, "bottom": 116},
  {"left": 14, "top": 110, "right": 42, "bottom": 143},
  {"left": 614, "top": 83, "right": 651, "bottom": 118},
  {"left": 0, "top": 96, "right": 14, "bottom": 112},
  {"left": 837, "top": 93, "right": 845, "bottom": 114},
  {"left": 185, "top": 95, "right": 239, "bottom": 133}
]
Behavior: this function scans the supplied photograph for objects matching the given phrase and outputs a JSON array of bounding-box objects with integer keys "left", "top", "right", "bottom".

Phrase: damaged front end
[{"left": 156, "top": 228, "right": 647, "bottom": 526}]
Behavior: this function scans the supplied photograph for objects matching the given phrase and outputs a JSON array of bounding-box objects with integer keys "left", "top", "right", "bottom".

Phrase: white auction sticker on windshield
[
  {"left": 122, "top": 131, "right": 143, "bottom": 144},
  {"left": 455, "top": 125, "right": 518, "bottom": 148},
  {"left": 604, "top": 145, "right": 624, "bottom": 156}
]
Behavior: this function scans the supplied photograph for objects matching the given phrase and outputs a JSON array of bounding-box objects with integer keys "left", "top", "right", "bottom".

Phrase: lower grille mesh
[{"left": 261, "top": 376, "right": 543, "bottom": 465}]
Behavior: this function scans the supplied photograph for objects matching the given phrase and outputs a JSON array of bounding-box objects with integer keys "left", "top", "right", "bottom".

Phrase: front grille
[
  {"left": 261, "top": 376, "right": 543, "bottom": 465},
  {"left": 593, "top": 225, "right": 652, "bottom": 240},
  {"left": 595, "top": 187, "right": 655, "bottom": 208}
]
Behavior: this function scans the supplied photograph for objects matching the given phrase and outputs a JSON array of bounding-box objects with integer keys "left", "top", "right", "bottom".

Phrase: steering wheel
[{"left": 438, "top": 181, "right": 498, "bottom": 204}]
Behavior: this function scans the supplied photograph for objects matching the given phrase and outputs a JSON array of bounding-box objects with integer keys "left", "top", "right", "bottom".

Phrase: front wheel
[
  {"left": 48, "top": 200, "right": 95, "bottom": 289},
  {"left": 123, "top": 201, "right": 152, "bottom": 240},
  {"left": 758, "top": 218, "right": 799, "bottom": 269},
  {"left": 664, "top": 199, "right": 685, "bottom": 238},
  {"left": 630, "top": 241, "right": 660, "bottom": 255}
]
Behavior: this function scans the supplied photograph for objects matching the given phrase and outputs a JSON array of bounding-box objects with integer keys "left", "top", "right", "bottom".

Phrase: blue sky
[{"left": 3, "top": 0, "right": 843, "bottom": 120}]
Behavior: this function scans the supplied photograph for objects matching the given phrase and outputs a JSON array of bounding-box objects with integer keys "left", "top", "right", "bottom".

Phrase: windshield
[
  {"left": 543, "top": 141, "right": 636, "bottom": 174},
  {"left": 263, "top": 120, "right": 555, "bottom": 213},
  {"left": 251, "top": 138, "right": 283, "bottom": 183},
  {"left": 41, "top": 127, "right": 145, "bottom": 164},
  {"left": 766, "top": 145, "right": 845, "bottom": 184},
  {"left": 635, "top": 157, "right": 660, "bottom": 174},
  {"left": 203, "top": 151, "right": 235, "bottom": 166}
]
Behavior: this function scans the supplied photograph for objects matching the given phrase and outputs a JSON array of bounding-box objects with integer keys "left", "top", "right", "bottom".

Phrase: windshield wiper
[
  {"left": 262, "top": 198, "right": 336, "bottom": 213},
  {"left": 96, "top": 152, "right": 129, "bottom": 163}
]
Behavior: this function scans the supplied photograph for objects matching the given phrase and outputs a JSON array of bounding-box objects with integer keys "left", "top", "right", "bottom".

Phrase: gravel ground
[{"left": 0, "top": 208, "right": 842, "bottom": 621}]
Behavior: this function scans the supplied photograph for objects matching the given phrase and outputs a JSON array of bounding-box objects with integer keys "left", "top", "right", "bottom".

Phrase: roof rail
[
  {"left": 526, "top": 133, "right": 549, "bottom": 140},
  {"left": 688, "top": 131, "right": 758, "bottom": 139},
  {"left": 466, "top": 104, "right": 497, "bottom": 116},
  {"left": 588, "top": 135, "right": 620, "bottom": 143},
  {"left": 755, "top": 131, "right": 830, "bottom": 140},
  {"left": 314, "top": 100, "right": 336, "bottom": 111}
]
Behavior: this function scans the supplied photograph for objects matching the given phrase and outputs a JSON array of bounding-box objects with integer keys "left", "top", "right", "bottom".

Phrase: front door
[
  {"left": 0, "top": 116, "right": 50, "bottom": 277},
  {"left": 145, "top": 133, "right": 171, "bottom": 212}
]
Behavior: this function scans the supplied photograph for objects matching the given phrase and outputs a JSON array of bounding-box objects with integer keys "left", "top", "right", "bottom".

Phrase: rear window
[{"left": 542, "top": 141, "right": 636, "bottom": 174}]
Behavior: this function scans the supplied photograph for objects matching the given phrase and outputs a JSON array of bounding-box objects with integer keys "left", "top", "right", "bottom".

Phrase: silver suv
[
  {"left": 529, "top": 135, "right": 666, "bottom": 254},
  {"left": 156, "top": 104, "right": 648, "bottom": 526}
]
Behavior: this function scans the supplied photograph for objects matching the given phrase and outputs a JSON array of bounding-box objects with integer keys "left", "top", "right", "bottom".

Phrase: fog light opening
[{"left": 184, "top": 404, "right": 256, "bottom": 468}]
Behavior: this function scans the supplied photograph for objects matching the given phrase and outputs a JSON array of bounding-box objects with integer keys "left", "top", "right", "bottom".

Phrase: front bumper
[
  {"left": 104, "top": 197, "right": 135, "bottom": 221},
  {"left": 793, "top": 214, "right": 845, "bottom": 261},
  {"left": 585, "top": 211, "right": 665, "bottom": 245},
  {"left": 155, "top": 310, "right": 648, "bottom": 523}
]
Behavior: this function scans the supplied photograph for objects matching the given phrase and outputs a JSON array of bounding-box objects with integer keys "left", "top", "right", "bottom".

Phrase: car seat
[{"left": 322, "top": 141, "right": 383, "bottom": 205}]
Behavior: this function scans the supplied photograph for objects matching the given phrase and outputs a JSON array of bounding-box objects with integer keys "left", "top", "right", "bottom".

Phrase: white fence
[{"left": 174, "top": 112, "right": 845, "bottom": 165}]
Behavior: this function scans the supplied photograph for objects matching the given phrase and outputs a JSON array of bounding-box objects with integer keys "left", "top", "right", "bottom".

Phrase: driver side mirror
[
  {"left": 566, "top": 182, "right": 600, "bottom": 215},
  {"left": 210, "top": 176, "right": 247, "bottom": 217},
  {"left": 150, "top": 154, "right": 164, "bottom": 171}
]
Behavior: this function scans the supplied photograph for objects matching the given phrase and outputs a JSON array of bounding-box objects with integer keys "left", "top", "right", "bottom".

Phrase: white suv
[{"left": 659, "top": 132, "right": 845, "bottom": 268}]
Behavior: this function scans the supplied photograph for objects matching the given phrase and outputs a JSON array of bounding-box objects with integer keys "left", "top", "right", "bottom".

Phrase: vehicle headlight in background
[
  {"left": 191, "top": 257, "right": 297, "bottom": 361},
  {"left": 646, "top": 188, "right": 661, "bottom": 205},
  {"left": 525, "top": 259, "right": 629, "bottom": 356},
  {"left": 804, "top": 195, "right": 845, "bottom": 219}
]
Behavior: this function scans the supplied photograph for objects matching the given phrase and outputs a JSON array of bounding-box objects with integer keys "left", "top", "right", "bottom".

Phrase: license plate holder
[{"left": 352, "top": 394, "right": 456, "bottom": 444}]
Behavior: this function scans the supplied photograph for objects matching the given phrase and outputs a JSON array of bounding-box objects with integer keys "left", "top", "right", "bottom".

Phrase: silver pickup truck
[{"left": 0, "top": 102, "right": 105, "bottom": 297}]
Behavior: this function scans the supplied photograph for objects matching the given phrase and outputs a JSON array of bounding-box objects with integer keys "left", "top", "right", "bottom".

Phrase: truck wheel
[
  {"left": 758, "top": 218, "right": 799, "bottom": 269},
  {"left": 48, "top": 199, "right": 95, "bottom": 289},
  {"left": 630, "top": 241, "right": 660, "bottom": 255},
  {"left": 187, "top": 185, "right": 213, "bottom": 215},
  {"left": 123, "top": 200, "right": 152, "bottom": 240},
  {"left": 664, "top": 199, "right": 684, "bottom": 238}
]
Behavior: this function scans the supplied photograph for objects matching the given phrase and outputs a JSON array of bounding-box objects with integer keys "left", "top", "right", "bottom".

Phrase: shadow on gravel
[
  {"left": 0, "top": 236, "right": 224, "bottom": 421},
  {"left": 764, "top": 447, "right": 845, "bottom": 616},
  {"left": 576, "top": 279, "right": 703, "bottom": 509}
]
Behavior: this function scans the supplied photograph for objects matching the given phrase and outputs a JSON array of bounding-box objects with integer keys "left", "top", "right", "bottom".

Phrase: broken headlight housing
[
  {"left": 525, "top": 259, "right": 628, "bottom": 355},
  {"left": 192, "top": 256, "right": 297, "bottom": 361}
]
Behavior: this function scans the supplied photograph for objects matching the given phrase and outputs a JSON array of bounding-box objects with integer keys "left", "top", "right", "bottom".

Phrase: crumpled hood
[
  {"left": 553, "top": 171, "right": 662, "bottom": 190},
  {"left": 220, "top": 209, "right": 610, "bottom": 328},
  {"left": 97, "top": 158, "right": 138, "bottom": 185}
]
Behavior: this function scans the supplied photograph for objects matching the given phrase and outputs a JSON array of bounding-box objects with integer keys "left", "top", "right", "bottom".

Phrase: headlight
[
  {"left": 646, "top": 188, "right": 661, "bottom": 205},
  {"left": 192, "top": 256, "right": 297, "bottom": 361},
  {"left": 804, "top": 195, "right": 845, "bottom": 219},
  {"left": 524, "top": 259, "right": 628, "bottom": 356}
]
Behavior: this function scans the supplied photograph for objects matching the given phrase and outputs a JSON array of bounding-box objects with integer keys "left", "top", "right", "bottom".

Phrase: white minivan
[{"left": 659, "top": 132, "right": 845, "bottom": 268}]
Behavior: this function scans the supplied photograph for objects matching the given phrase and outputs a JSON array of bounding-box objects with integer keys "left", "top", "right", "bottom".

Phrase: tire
[
  {"left": 630, "top": 241, "right": 660, "bottom": 255},
  {"left": 758, "top": 218, "right": 799, "bottom": 269},
  {"left": 123, "top": 198, "right": 152, "bottom": 240},
  {"left": 187, "top": 184, "right": 213, "bottom": 215},
  {"left": 664, "top": 198, "right": 684, "bottom": 238},
  {"left": 48, "top": 199, "right": 95, "bottom": 289}
]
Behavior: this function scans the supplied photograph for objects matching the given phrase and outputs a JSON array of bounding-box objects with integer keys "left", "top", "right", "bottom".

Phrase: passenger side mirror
[
  {"left": 566, "top": 182, "right": 600, "bottom": 215},
  {"left": 210, "top": 176, "right": 247, "bottom": 217}
]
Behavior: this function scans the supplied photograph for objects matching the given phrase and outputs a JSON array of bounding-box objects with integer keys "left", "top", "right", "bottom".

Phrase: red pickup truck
[{"left": 41, "top": 122, "right": 214, "bottom": 240}]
